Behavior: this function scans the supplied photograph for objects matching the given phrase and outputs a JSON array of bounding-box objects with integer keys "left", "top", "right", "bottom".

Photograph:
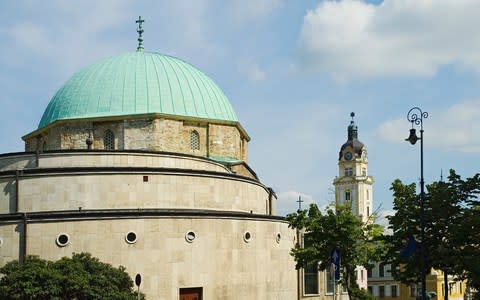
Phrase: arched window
[
  {"left": 104, "top": 129, "right": 115, "bottom": 150},
  {"left": 190, "top": 130, "right": 200, "bottom": 150}
]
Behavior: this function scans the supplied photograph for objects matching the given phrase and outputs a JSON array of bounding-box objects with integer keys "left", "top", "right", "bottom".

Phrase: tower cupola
[{"left": 339, "top": 112, "right": 365, "bottom": 160}]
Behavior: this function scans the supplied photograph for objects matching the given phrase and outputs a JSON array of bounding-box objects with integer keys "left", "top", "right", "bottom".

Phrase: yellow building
[{"left": 368, "top": 262, "right": 466, "bottom": 300}]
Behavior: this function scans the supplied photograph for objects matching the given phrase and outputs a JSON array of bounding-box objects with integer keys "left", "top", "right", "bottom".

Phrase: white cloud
[
  {"left": 228, "top": 0, "right": 282, "bottom": 24},
  {"left": 239, "top": 60, "right": 266, "bottom": 81},
  {"left": 276, "top": 190, "right": 319, "bottom": 216},
  {"left": 6, "top": 0, "right": 131, "bottom": 75},
  {"left": 377, "top": 99, "right": 480, "bottom": 153},
  {"left": 298, "top": 0, "right": 480, "bottom": 80},
  {"left": 10, "top": 23, "right": 56, "bottom": 56}
]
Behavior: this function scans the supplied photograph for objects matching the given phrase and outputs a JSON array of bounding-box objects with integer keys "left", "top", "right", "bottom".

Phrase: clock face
[{"left": 344, "top": 152, "right": 353, "bottom": 161}]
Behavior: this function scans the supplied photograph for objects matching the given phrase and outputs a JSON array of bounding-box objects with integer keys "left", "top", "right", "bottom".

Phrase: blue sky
[{"left": 1, "top": 0, "right": 479, "bottom": 219}]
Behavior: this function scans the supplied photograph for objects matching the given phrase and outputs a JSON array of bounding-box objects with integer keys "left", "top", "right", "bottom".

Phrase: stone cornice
[{"left": 0, "top": 208, "right": 287, "bottom": 224}]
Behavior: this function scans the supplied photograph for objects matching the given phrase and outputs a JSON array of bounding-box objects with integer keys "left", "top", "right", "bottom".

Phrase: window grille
[
  {"left": 104, "top": 129, "right": 115, "bottom": 150},
  {"left": 190, "top": 130, "right": 200, "bottom": 150}
]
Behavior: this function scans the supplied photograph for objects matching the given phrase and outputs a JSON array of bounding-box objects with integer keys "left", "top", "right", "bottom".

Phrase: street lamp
[{"left": 405, "top": 107, "right": 428, "bottom": 300}]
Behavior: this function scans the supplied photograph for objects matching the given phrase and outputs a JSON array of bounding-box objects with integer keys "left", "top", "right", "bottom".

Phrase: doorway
[{"left": 179, "top": 287, "right": 202, "bottom": 300}]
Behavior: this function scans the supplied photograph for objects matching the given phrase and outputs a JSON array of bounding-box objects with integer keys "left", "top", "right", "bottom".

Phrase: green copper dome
[{"left": 38, "top": 52, "right": 238, "bottom": 128}]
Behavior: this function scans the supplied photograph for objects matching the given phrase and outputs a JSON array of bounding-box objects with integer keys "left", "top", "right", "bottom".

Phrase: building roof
[
  {"left": 339, "top": 113, "right": 365, "bottom": 159},
  {"left": 38, "top": 51, "right": 238, "bottom": 129}
]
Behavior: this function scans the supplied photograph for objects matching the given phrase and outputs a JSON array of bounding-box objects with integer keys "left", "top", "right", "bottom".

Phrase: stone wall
[
  {"left": 13, "top": 172, "right": 269, "bottom": 213},
  {"left": 0, "top": 152, "right": 264, "bottom": 214},
  {"left": 24, "top": 116, "right": 248, "bottom": 162},
  {"left": 0, "top": 217, "right": 296, "bottom": 299},
  {"left": 209, "top": 124, "right": 241, "bottom": 159}
]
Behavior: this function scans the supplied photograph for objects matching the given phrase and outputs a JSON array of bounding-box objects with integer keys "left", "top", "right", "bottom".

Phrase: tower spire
[
  {"left": 348, "top": 112, "right": 358, "bottom": 140},
  {"left": 136, "top": 16, "right": 145, "bottom": 52}
]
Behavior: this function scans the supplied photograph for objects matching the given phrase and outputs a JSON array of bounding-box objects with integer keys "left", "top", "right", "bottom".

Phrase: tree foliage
[
  {"left": 286, "top": 204, "right": 386, "bottom": 299},
  {"left": 0, "top": 252, "right": 144, "bottom": 300},
  {"left": 386, "top": 169, "right": 480, "bottom": 297}
]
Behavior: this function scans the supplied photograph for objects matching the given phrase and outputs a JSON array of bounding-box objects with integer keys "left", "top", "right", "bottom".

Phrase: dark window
[
  {"left": 345, "top": 191, "right": 351, "bottom": 201},
  {"left": 104, "top": 129, "right": 115, "bottom": 150},
  {"left": 368, "top": 286, "right": 373, "bottom": 295},
  {"left": 379, "top": 262, "right": 385, "bottom": 277},
  {"left": 379, "top": 286, "right": 385, "bottom": 298},
  {"left": 304, "top": 263, "right": 319, "bottom": 294},
  {"left": 243, "top": 231, "right": 252, "bottom": 243},
  {"left": 345, "top": 167, "right": 353, "bottom": 176},
  {"left": 367, "top": 267, "right": 373, "bottom": 278},
  {"left": 125, "top": 231, "right": 137, "bottom": 244},
  {"left": 185, "top": 231, "right": 196, "bottom": 243},
  {"left": 56, "top": 234, "right": 70, "bottom": 247},
  {"left": 391, "top": 285, "right": 398, "bottom": 297}
]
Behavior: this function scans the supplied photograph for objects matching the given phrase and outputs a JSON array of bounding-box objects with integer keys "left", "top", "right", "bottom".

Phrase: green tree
[
  {"left": 386, "top": 170, "right": 480, "bottom": 298},
  {"left": 286, "top": 203, "right": 386, "bottom": 299},
  {"left": 0, "top": 252, "right": 144, "bottom": 300}
]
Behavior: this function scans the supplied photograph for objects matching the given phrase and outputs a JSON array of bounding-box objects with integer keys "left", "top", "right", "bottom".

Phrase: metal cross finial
[
  {"left": 136, "top": 16, "right": 145, "bottom": 52},
  {"left": 297, "top": 196, "right": 304, "bottom": 210}
]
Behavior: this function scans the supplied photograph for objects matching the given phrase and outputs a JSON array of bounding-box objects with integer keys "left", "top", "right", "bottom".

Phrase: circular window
[
  {"left": 185, "top": 231, "right": 196, "bottom": 243},
  {"left": 243, "top": 231, "right": 252, "bottom": 243},
  {"left": 56, "top": 234, "right": 70, "bottom": 247},
  {"left": 125, "top": 231, "right": 137, "bottom": 244},
  {"left": 275, "top": 233, "right": 281, "bottom": 244}
]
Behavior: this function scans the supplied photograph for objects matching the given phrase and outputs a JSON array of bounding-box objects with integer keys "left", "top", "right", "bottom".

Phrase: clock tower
[{"left": 333, "top": 112, "right": 374, "bottom": 223}]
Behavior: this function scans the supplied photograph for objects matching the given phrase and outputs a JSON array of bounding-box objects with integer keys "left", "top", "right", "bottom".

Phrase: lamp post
[{"left": 405, "top": 107, "right": 428, "bottom": 300}]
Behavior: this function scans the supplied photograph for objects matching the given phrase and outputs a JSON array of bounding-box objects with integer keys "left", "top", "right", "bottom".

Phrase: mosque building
[
  {"left": 2, "top": 16, "right": 466, "bottom": 300},
  {"left": 0, "top": 17, "right": 297, "bottom": 299}
]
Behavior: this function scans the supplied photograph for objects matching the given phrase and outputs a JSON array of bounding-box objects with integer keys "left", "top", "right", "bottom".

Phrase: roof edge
[{"left": 23, "top": 113, "right": 250, "bottom": 141}]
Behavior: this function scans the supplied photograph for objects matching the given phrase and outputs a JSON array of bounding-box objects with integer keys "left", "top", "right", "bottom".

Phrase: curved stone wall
[
  {"left": 0, "top": 153, "right": 270, "bottom": 214},
  {"left": 0, "top": 215, "right": 296, "bottom": 299},
  {"left": 24, "top": 117, "right": 249, "bottom": 162},
  {"left": 0, "top": 152, "right": 230, "bottom": 173}
]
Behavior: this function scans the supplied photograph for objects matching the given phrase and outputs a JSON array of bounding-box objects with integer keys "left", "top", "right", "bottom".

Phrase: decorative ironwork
[
  {"left": 136, "top": 16, "right": 145, "bottom": 51},
  {"left": 407, "top": 107, "right": 428, "bottom": 128}
]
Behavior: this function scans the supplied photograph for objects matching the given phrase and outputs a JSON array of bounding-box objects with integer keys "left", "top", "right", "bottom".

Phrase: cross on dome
[{"left": 136, "top": 16, "right": 145, "bottom": 52}]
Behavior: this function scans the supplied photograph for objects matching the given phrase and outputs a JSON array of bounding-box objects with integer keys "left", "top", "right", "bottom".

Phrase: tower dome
[
  {"left": 339, "top": 112, "right": 365, "bottom": 160},
  {"left": 38, "top": 51, "right": 238, "bottom": 129}
]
